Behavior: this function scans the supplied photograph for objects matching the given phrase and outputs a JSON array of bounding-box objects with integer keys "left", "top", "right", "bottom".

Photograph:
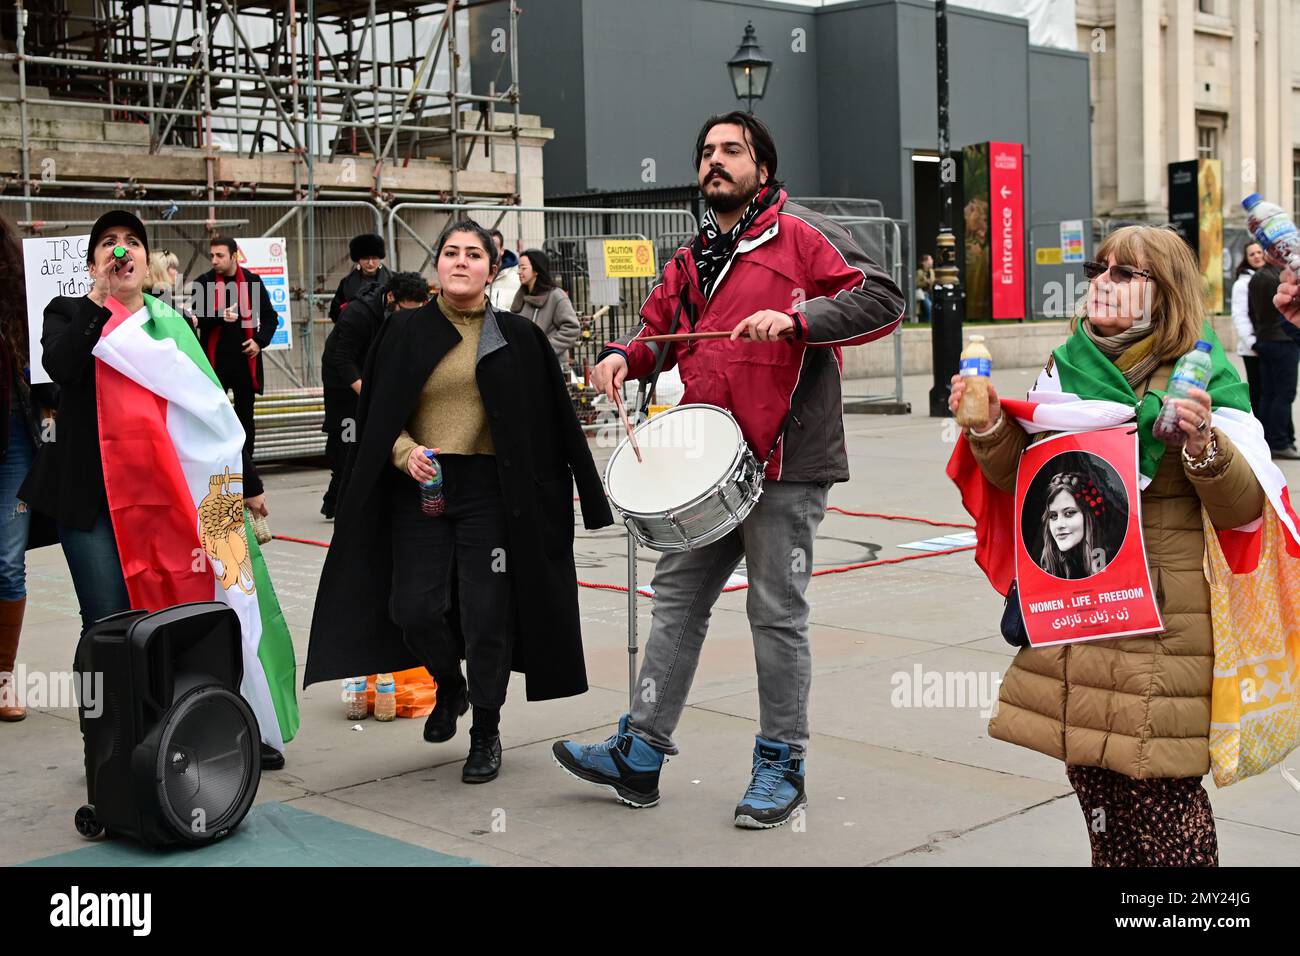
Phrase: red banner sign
[
  {"left": 1013, "top": 427, "right": 1163, "bottom": 646},
  {"left": 989, "top": 141, "right": 1025, "bottom": 320}
]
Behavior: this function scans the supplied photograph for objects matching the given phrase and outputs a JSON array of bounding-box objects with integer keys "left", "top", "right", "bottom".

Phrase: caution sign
[
  {"left": 1035, "top": 247, "right": 1063, "bottom": 265},
  {"left": 603, "top": 240, "right": 657, "bottom": 278}
]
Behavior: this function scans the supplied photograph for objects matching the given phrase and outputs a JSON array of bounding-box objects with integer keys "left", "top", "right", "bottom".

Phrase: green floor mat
[{"left": 20, "top": 802, "right": 481, "bottom": 867}]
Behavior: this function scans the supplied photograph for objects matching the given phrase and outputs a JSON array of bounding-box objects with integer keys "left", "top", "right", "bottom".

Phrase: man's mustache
[{"left": 705, "top": 168, "right": 733, "bottom": 184}]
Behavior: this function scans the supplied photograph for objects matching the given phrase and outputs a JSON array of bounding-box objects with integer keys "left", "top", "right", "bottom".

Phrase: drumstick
[
  {"left": 637, "top": 329, "right": 793, "bottom": 343},
  {"left": 613, "top": 389, "right": 642, "bottom": 463}
]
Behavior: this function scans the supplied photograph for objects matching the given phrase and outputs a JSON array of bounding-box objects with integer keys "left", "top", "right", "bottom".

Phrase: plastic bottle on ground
[
  {"left": 344, "top": 676, "right": 369, "bottom": 722},
  {"left": 374, "top": 674, "right": 396, "bottom": 722}
]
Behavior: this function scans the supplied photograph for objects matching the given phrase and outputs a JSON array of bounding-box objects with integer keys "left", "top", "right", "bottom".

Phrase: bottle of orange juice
[{"left": 956, "top": 334, "right": 992, "bottom": 429}]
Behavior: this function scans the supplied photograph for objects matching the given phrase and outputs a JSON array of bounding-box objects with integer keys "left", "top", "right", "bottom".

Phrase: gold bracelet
[
  {"left": 1182, "top": 434, "right": 1219, "bottom": 471},
  {"left": 968, "top": 413, "right": 1005, "bottom": 439}
]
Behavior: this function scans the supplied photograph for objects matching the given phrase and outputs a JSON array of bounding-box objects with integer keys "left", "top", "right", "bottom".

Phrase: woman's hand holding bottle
[
  {"left": 948, "top": 374, "right": 1003, "bottom": 432},
  {"left": 406, "top": 445, "right": 439, "bottom": 482}
]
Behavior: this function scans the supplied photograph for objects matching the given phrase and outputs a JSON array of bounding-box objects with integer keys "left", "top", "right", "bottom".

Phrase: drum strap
[
  {"left": 762, "top": 413, "right": 790, "bottom": 473},
  {"left": 641, "top": 276, "right": 691, "bottom": 416},
  {"left": 761, "top": 347, "right": 812, "bottom": 473}
]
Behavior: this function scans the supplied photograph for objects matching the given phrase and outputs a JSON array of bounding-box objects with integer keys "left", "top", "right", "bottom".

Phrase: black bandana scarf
[{"left": 692, "top": 185, "right": 779, "bottom": 299}]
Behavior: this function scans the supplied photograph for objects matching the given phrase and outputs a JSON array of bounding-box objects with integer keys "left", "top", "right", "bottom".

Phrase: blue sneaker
[
  {"left": 552, "top": 715, "right": 665, "bottom": 808},
  {"left": 734, "top": 737, "right": 807, "bottom": 829}
]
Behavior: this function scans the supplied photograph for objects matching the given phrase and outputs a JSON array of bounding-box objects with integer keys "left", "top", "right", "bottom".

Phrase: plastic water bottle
[
  {"left": 373, "top": 674, "right": 396, "bottom": 722},
  {"left": 956, "top": 334, "right": 993, "bottom": 429},
  {"left": 344, "top": 676, "right": 369, "bottom": 721},
  {"left": 419, "top": 450, "right": 445, "bottom": 517},
  {"left": 1243, "top": 193, "right": 1300, "bottom": 272},
  {"left": 250, "top": 513, "right": 272, "bottom": 545},
  {"left": 1152, "top": 340, "right": 1214, "bottom": 445}
]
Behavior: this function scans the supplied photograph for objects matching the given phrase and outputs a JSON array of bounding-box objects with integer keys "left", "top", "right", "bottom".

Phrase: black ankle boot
[
  {"left": 462, "top": 727, "right": 502, "bottom": 783},
  {"left": 260, "top": 742, "right": 285, "bottom": 770},
  {"left": 423, "top": 681, "right": 469, "bottom": 743}
]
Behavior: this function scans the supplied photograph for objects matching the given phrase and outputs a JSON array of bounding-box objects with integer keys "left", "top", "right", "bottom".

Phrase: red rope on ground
[
  {"left": 272, "top": 534, "right": 332, "bottom": 548},
  {"left": 826, "top": 506, "right": 974, "bottom": 529},
  {"left": 579, "top": 494, "right": 974, "bottom": 531},
  {"left": 272, "top": 511, "right": 978, "bottom": 594}
]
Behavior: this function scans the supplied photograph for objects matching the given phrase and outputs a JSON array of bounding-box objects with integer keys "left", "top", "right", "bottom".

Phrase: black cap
[
  {"left": 349, "top": 233, "right": 386, "bottom": 262},
  {"left": 87, "top": 210, "right": 148, "bottom": 263}
]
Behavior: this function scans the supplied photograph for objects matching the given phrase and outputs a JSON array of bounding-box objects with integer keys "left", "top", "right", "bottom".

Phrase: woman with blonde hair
[
  {"left": 950, "top": 224, "right": 1265, "bottom": 866},
  {"left": 147, "top": 249, "right": 179, "bottom": 296}
]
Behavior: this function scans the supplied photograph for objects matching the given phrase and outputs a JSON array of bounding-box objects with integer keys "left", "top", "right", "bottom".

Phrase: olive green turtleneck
[{"left": 391, "top": 295, "right": 495, "bottom": 471}]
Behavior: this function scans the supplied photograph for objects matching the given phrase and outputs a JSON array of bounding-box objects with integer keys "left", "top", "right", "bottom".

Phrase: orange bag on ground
[{"left": 365, "top": 668, "right": 438, "bottom": 718}]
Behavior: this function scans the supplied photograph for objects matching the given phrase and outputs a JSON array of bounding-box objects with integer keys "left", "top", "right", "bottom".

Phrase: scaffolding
[
  {"left": 0, "top": 1, "right": 530, "bottom": 399},
  {"left": 1, "top": 0, "right": 524, "bottom": 215}
]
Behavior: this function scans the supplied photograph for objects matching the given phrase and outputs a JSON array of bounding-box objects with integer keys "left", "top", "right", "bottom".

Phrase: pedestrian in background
[
  {"left": 510, "top": 248, "right": 580, "bottom": 364},
  {"left": 1248, "top": 258, "right": 1300, "bottom": 459},
  {"left": 915, "top": 253, "right": 935, "bottom": 322},
  {"left": 319, "top": 270, "right": 431, "bottom": 519},
  {"left": 329, "top": 233, "right": 390, "bottom": 323},
  {"left": 1230, "top": 242, "right": 1265, "bottom": 418}
]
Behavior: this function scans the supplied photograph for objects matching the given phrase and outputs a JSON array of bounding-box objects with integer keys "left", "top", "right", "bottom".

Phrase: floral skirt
[{"left": 1065, "top": 764, "right": 1218, "bottom": 867}]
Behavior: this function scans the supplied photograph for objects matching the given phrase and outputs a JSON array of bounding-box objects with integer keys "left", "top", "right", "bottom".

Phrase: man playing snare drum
[{"left": 552, "top": 112, "right": 905, "bottom": 828}]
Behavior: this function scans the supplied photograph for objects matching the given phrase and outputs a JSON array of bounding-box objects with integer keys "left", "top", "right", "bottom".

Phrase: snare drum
[{"left": 604, "top": 403, "right": 763, "bottom": 552}]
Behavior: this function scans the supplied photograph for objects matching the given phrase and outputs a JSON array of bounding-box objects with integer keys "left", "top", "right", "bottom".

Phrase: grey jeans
[{"left": 628, "top": 479, "right": 830, "bottom": 757}]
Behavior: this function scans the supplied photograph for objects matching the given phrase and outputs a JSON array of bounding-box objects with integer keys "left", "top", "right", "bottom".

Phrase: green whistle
[{"left": 112, "top": 245, "right": 126, "bottom": 259}]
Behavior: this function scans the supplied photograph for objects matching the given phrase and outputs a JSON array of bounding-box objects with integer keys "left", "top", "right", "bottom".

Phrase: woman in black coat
[{"left": 305, "top": 219, "right": 613, "bottom": 784}]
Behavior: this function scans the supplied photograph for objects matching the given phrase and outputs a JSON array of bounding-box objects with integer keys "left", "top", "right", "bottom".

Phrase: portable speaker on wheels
[{"left": 73, "top": 602, "right": 262, "bottom": 847}]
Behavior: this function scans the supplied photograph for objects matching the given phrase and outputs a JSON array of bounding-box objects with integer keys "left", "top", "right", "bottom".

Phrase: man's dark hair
[
  {"left": 434, "top": 218, "right": 499, "bottom": 270},
  {"left": 692, "top": 111, "right": 780, "bottom": 186},
  {"left": 210, "top": 236, "right": 238, "bottom": 255},
  {"left": 489, "top": 228, "right": 505, "bottom": 246},
  {"left": 387, "top": 271, "right": 430, "bottom": 305}
]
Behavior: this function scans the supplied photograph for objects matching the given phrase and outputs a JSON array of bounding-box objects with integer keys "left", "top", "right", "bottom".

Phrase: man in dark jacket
[
  {"left": 1248, "top": 262, "right": 1300, "bottom": 459},
  {"left": 192, "top": 237, "right": 279, "bottom": 482},
  {"left": 552, "top": 112, "right": 904, "bottom": 829},
  {"left": 328, "top": 233, "right": 391, "bottom": 323},
  {"left": 319, "top": 271, "right": 430, "bottom": 518}
]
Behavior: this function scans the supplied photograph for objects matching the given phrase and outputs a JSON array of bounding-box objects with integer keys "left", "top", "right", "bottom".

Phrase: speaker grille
[{"left": 156, "top": 686, "right": 258, "bottom": 840}]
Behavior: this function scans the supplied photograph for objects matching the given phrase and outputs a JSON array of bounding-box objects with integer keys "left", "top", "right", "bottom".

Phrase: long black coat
[{"left": 304, "top": 301, "right": 614, "bottom": 700}]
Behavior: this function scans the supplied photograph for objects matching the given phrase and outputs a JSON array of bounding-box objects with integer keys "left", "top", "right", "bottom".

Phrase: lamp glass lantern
[{"left": 727, "top": 22, "right": 771, "bottom": 112}]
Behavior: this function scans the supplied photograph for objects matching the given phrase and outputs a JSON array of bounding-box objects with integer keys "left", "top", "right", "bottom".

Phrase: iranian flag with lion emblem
[{"left": 92, "top": 294, "right": 298, "bottom": 750}]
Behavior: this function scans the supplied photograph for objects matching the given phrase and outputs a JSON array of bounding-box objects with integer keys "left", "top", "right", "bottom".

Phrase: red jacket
[{"left": 604, "top": 191, "right": 904, "bottom": 482}]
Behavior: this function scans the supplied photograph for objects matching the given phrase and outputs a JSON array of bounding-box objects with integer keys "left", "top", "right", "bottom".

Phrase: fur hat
[{"left": 349, "top": 233, "right": 386, "bottom": 262}]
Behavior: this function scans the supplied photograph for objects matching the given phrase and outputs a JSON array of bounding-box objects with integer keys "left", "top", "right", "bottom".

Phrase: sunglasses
[{"left": 1083, "top": 260, "right": 1153, "bottom": 283}]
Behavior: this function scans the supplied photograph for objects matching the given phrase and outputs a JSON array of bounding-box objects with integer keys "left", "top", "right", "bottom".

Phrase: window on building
[
  {"left": 1197, "top": 123, "right": 1219, "bottom": 161},
  {"left": 1198, "top": 0, "right": 1218, "bottom": 14},
  {"left": 1293, "top": 152, "right": 1300, "bottom": 222}
]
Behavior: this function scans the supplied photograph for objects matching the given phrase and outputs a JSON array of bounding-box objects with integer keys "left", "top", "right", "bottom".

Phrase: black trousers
[
  {"left": 216, "top": 364, "right": 263, "bottom": 497},
  {"left": 1243, "top": 354, "right": 1262, "bottom": 421},
  {"left": 388, "top": 455, "right": 514, "bottom": 710},
  {"left": 323, "top": 430, "right": 345, "bottom": 510},
  {"left": 1255, "top": 339, "right": 1299, "bottom": 451}
]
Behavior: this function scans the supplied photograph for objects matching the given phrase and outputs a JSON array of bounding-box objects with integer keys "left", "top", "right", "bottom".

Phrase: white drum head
[{"left": 606, "top": 404, "right": 743, "bottom": 514}]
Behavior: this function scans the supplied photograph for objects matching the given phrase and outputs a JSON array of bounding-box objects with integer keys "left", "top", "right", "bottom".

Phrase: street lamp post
[
  {"left": 727, "top": 22, "right": 771, "bottom": 113},
  {"left": 929, "top": 0, "right": 965, "bottom": 418}
]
